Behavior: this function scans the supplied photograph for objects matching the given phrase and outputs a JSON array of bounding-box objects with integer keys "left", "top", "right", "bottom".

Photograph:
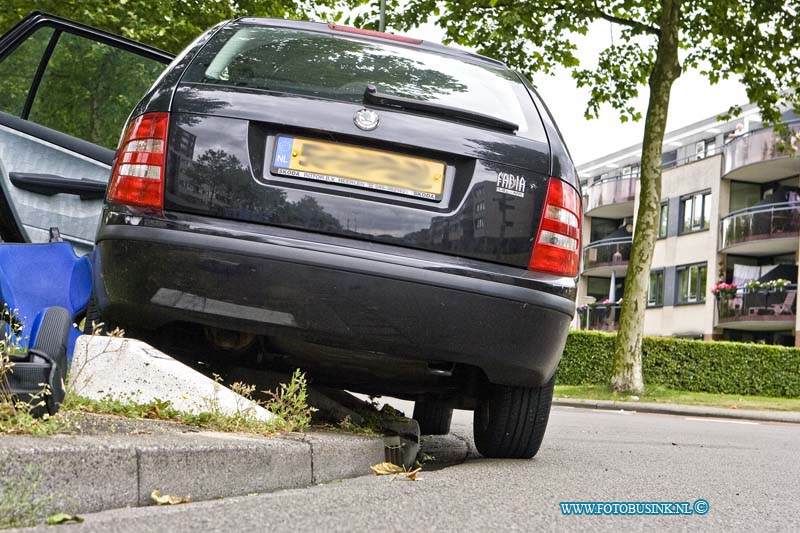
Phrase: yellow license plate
[{"left": 271, "top": 135, "right": 445, "bottom": 201}]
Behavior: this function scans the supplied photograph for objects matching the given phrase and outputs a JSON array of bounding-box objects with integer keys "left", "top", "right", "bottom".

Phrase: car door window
[
  {"left": 26, "top": 31, "right": 166, "bottom": 149},
  {"left": 0, "top": 27, "right": 54, "bottom": 116}
]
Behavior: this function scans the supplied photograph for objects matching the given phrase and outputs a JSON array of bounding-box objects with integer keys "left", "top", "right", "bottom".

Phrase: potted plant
[
  {"left": 711, "top": 282, "right": 738, "bottom": 299},
  {"left": 743, "top": 279, "right": 763, "bottom": 294},
  {"left": 765, "top": 278, "right": 791, "bottom": 293}
]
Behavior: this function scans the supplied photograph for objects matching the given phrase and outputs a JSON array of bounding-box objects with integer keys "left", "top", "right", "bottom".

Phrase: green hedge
[{"left": 559, "top": 331, "right": 800, "bottom": 398}]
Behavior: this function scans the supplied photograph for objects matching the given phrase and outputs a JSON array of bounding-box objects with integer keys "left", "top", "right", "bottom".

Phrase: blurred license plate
[{"left": 270, "top": 135, "right": 445, "bottom": 201}]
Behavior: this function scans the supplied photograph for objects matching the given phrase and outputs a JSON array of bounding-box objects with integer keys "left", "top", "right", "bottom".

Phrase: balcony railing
[
  {"left": 585, "top": 177, "right": 638, "bottom": 214},
  {"left": 719, "top": 202, "right": 800, "bottom": 251},
  {"left": 577, "top": 304, "right": 620, "bottom": 332},
  {"left": 723, "top": 123, "right": 800, "bottom": 178},
  {"left": 584, "top": 145, "right": 721, "bottom": 186},
  {"left": 663, "top": 144, "right": 721, "bottom": 169},
  {"left": 716, "top": 287, "right": 797, "bottom": 327},
  {"left": 583, "top": 237, "right": 633, "bottom": 272}
]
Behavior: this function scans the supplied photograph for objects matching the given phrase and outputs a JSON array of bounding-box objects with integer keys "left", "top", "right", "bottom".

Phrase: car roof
[{"left": 233, "top": 17, "right": 508, "bottom": 69}]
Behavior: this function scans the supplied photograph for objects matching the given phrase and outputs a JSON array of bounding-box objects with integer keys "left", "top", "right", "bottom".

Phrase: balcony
[
  {"left": 716, "top": 287, "right": 797, "bottom": 331},
  {"left": 584, "top": 177, "right": 638, "bottom": 218},
  {"left": 577, "top": 304, "right": 620, "bottom": 332},
  {"left": 722, "top": 123, "right": 800, "bottom": 182},
  {"left": 719, "top": 202, "right": 800, "bottom": 256},
  {"left": 582, "top": 237, "right": 632, "bottom": 277}
]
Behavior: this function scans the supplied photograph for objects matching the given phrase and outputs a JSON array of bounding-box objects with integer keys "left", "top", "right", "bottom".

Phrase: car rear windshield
[{"left": 181, "top": 24, "right": 545, "bottom": 139}]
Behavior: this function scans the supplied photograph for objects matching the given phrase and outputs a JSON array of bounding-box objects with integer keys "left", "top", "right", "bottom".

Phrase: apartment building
[{"left": 576, "top": 103, "right": 800, "bottom": 346}]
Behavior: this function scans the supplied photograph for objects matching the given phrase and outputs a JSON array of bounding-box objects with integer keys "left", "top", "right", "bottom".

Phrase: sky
[{"left": 399, "top": 19, "right": 749, "bottom": 167}]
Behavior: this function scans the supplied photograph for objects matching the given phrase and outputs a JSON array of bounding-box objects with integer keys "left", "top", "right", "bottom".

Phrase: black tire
[
  {"left": 31, "top": 307, "right": 71, "bottom": 415},
  {"left": 473, "top": 373, "right": 556, "bottom": 459},
  {"left": 82, "top": 294, "right": 102, "bottom": 335},
  {"left": 413, "top": 400, "right": 454, "bottom": 435}
]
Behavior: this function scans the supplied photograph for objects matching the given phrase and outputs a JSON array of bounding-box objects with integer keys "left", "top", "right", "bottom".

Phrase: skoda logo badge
[{"left": 354, "top": 108, "right": 380, "bottom": 131}]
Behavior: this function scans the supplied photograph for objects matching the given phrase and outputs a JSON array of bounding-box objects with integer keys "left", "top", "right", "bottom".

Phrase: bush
[{"left": 559, "top": 331, "right": 800, "bottom": 398}]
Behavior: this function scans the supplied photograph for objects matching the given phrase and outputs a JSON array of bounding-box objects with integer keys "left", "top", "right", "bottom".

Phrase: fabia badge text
[{"left": 496, "top": 172, "right": 526, "bottom": 197}]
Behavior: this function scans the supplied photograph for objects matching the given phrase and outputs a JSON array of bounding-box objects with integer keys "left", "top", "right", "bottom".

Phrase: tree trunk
[{"left": 610, "top": 0, "right": 682, "bottom": 393}]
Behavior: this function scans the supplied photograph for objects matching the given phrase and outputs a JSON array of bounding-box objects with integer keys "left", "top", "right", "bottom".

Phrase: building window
[
  {"left": 648, "top": 270, "right": 664, "bottom": 307},
  {"left": 662, "top": 149, "right": 678, "bottom": 168},
  {"left": 680, "top": 192, "right": 711, "bottom": 234},
  {"left": 677, "top": 263, "right": 707, "bottom": 304},
  {"left": 658, "top": 202, "right": 669, "bottom": 238},
  {"left": 475, "top": 218, "right": 485, "bottom": 229},
  {"left": 476, "top": 201, "right": 486, "bottom": 212}
]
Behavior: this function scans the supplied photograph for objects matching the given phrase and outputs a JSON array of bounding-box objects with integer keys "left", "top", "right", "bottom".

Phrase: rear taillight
[
  {"left": 529, "top": 178, "right": 582, "bottom": 277},
  {"left": 107, "top": 112, "right": 169, "bottom": 209}
]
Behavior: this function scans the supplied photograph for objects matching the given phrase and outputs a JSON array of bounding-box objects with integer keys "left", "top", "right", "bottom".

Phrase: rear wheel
[
  {"left": 82, "top": 294, "right": 101, "bottom": 335},
  {"left": 82, "top": 294, "right": 130, "bottom": 337},
  {"left": 473, "top": 373, "right": 556, "bottom": 459},
  {"left": 413, "top": 400, "right": 453, "bottom": 435}
]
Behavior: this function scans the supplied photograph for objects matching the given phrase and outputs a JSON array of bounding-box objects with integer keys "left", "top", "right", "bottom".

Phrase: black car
[{"left": 90, "top": 18, "right": 581, "bottom": 458}]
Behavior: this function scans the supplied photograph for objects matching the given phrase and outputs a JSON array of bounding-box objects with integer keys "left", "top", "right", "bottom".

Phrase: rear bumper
[{"left": 94, "top": 212, "right": 576, "bottom": 388}]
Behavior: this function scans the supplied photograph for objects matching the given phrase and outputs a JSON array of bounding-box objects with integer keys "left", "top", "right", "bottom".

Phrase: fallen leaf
[
  {"left": 404, "top": 467, "right": 422, "bottom": 481},
  {"left": 370, "top": 462, "right": 405, "bottom": 476},
  {"left": 150, "top": 489, "right": 191, "bottom": 505},
  {"left": 371, "top": 462, "right": 421, "bottom": 481},
  {"left": 46, "top": 513, "right": 83, "bottom": 525}
]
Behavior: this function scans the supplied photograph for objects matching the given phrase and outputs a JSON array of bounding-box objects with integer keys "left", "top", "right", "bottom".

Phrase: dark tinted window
[
  {"left": 27, "top": 32, "right": 165, "bottom": 149},
  {"left": 658, "top": 202, "right": 668, "bottom": 238},
  {"left": 648, "top": 270, "right": 664, "bottom": 306},
  {"left": 0, "top": 27, "right": 54, "bottom": 116},
  {"left": 590, "top": 218, "right": 622, "bottom": 242},
  {"left": 662, "top": 149, "right": 677, "bottom": 168},
  {"left": 182, "top": 25, "right": 546, "bottom": 140}
]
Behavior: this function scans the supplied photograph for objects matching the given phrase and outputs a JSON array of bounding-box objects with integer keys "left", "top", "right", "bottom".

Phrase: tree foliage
[
  {"left": 368, "top": 0, "right": 800, "bottom": 129},
  {"left": 0, "top": 0, "right": 348, "bottom": 53},
  {"left": 363, "top": 0, "right": 800, "bottom": 392}
]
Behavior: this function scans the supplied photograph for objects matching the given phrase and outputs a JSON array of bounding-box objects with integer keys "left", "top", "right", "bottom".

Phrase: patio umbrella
[{"left": 757, "top": 264, "right": 798, "bottom": 283}]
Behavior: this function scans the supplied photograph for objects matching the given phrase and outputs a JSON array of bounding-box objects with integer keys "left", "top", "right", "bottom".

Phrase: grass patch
[
  {"left": 0, "top": 404, "right": 74, "bottom": 436},
  {"left": 555, "top": 383, "right": 800, "bottom": 411},
  {"left": 1, "top": 316, "right": 317, "bottom": 437},
  {"left": 331, "top": 415, "right": 380, "bottom": 437},
  {"left": 59, "top": 369, "right": 316, "bottom": 436}
]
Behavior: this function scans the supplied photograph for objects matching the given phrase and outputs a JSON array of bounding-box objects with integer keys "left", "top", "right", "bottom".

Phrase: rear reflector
[
  {"left": 327, "top": 24, "right": 423, "bottom": 44},
  {"left": 529, "top": 178, "right": 582, "bottom": 277},
  {"left": 107, "top": 112, "right": 168, "bottom": 209}
]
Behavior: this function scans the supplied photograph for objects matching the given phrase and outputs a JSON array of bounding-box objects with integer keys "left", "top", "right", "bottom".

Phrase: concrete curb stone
[
  {"left": 0, "top": 429, "right": 384, "bottom": 520},
  {"left": 0, "top": 436, "right": 139, "bottom": 515},
  {"left": 301, "top": 432, "right": 386, "bottom": 484}
]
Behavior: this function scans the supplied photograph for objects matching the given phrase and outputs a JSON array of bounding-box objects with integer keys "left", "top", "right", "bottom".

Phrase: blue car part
[{"left": 0, "top": 242, "right": 92, "bottom": 359}]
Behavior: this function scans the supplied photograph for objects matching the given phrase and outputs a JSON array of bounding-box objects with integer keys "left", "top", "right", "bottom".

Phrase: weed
[
  {"left": 263, "top": 369, "right": 316, "bottom": 432},
  {"left": 61, "top": 395, "right": 183, "bottom": 421},
  {"left": 2, "top": 314, "right": 318, "bottom": 438},
  {"left": 336, "top": 415, "right": 379, "bottom": 437},
  {"left": 0, "top": 470, "right": 51, "bottom": 529},
  {"left": 63, "top": 369, "right": 318, "bottom": 437}
]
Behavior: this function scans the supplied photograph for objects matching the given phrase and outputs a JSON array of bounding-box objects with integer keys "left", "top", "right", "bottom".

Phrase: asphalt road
[{"left": 29, "top": 405, "right": 800, "bottom": 532}]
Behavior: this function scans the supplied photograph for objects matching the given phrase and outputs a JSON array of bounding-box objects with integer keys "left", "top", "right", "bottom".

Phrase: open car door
[{"left": 0, "top": 12, "right": 173, "bottom": 253}]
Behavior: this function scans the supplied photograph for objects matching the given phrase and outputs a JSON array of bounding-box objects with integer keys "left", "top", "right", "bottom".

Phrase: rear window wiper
[{"left": 363, "top": 84, "right": 519, "bottom": 133}]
